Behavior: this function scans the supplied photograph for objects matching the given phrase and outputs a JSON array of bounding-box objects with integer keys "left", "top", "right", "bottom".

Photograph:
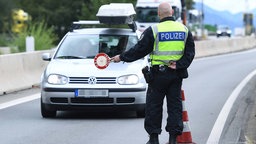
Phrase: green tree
[
  {"left": 15, "top": 0, "right": 86, "bottom": 40},
  {"left": 14, "top": 0, "right": 136, "bottom": 42},
  {"left": 10, "top": 20, "right": 57, "bottom": 52},
  {"left": 0, "top": 0, "right": 16, "bottom": 33}
]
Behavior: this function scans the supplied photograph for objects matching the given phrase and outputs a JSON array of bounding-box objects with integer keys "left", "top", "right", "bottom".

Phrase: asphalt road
[
  {"left": 183, "top": 48, "right": 256, "bottom": 143},
  {"left": 1, "top": 48, "right": 256, "bottom": 144}
]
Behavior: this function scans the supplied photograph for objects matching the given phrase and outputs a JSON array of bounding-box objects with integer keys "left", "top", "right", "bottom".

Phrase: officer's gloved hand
[
  {"left": 168, "top": 61, "right": 176, "bottom": 69},
  {"left": 110, "top": 55, "right": 121, "bottom": 63}
]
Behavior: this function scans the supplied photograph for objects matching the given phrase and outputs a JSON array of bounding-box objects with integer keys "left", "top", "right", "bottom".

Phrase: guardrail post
[{"left": 26, "top": 36, "right": 35, "bottom": 52}]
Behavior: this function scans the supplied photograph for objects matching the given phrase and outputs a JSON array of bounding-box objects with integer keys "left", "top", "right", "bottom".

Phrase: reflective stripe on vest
[{"left": 150, "top": 21, "right": 188, "bottom": 65}]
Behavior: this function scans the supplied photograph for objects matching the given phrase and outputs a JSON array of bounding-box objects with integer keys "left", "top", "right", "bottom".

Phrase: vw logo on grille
[{"left": 88, "top": 76, "right": 97, "bottom": 85}]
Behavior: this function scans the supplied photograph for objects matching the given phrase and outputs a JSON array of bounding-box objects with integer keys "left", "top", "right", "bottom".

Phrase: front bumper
[
  {"left": 217, "top": 32, "right": 231, "bottom": 37},
  {"left": 41, "top": 87, "right": 147, "bottom": 111}
]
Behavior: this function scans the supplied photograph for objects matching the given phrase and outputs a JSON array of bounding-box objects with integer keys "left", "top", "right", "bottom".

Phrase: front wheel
[{"left": 41, "top": 98, "right": 56, "bottom": 118}]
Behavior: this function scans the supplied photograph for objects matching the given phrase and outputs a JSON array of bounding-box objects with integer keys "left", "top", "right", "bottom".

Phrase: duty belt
[{"left": 152, "top": 65, "right": 172, "bottom": 72}]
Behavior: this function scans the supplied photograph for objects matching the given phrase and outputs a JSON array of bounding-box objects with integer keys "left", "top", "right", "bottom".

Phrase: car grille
[
  {"left": 50, "top": 97, "right": 135, "bottom": 104},
  {"left": 71, "top": 97, "right": 114, "bottom": 103},
  {"left": 69, "top": 77, "right": 116, "bottom": 84},
  {"left": 50, "top": 98, "right": 68, "bottom": 103},
  {"left": 116, "top": 98, "right": 135, "bottom": 103}
]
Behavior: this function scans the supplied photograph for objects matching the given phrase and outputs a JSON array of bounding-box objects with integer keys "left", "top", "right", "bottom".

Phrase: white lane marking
[
  {"left": 206, "top": 69, "right": 256, "bottom": 144},
  {"left": 0, "top": 93, "right": 40, "bottom": 110}
]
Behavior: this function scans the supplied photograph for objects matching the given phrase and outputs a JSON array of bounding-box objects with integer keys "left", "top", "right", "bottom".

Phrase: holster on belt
[{"left": 142, "top": 66, "right": 153, "bottom": 83}]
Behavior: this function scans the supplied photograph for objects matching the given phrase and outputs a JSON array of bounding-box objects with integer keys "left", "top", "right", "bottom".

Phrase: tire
[{"left": 41, "top": 98, "right": 57, "bottom": 118}]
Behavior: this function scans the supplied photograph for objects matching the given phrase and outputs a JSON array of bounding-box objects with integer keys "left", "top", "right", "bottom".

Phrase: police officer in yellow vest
[{"left": 111, "top": 2, "right": 195, "bottom": 144}]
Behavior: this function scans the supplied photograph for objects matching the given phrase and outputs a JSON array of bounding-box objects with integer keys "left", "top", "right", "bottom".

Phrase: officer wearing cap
[{"left": 111, "top": 2, "right": 195, "bottom": 144}]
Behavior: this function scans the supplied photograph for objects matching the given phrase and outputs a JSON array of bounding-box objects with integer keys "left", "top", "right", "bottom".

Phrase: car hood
[{"left": 45, "top": 59, "right": 147, "bottom": 77}]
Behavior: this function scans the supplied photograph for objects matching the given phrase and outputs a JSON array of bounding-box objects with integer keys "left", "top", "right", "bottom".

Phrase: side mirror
[{"left": 42, "top": 53, "right": 51, "bottom": 61}]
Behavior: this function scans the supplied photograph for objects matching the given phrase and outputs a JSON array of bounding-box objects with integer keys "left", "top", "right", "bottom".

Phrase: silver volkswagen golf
[{"left": 40, "top": 3, "right": 148, "bottom": 118}]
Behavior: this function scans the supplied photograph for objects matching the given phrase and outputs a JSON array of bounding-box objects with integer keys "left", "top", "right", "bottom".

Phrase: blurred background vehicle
[
  {"left": 135, "top": 0, "right": 183, "bottom": 31},
  {"left": 216, "top": 25, "right": 232, "bottom": 38}
]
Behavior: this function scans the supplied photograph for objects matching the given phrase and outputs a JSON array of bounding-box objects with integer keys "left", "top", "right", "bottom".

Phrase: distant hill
[{"left": 194, "top": 2, "right": 256, "bottom": 31}]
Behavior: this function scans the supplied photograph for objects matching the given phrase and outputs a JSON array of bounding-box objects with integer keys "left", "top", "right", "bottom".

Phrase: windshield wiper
[
  {"left": 86, "top": 55, "right": 96, "bottom": 59},
  {"left": 55, "top": 56, "right": 86, "bottom": 59}
]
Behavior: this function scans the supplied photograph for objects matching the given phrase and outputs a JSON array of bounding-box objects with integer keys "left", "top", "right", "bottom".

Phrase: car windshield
[
  {"left": 136, "top": 7, "right": 159, "bottom": 22},
  {"left": 218, "top": 25, "right": 230, "bottom": 30},
  {"left": 54, "top": 34, "right": 138, "bottom": 59},
  {"left": 136, "top": 6, "right": 179, "bottom": 22}
]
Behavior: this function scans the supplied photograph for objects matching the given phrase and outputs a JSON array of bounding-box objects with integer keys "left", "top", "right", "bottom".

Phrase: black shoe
[
  {"left": 146, "top": 133, "right": 159, "bottom": 144},
  {"left": 168, "top": 134, "right": 177, "bottom": 144}
]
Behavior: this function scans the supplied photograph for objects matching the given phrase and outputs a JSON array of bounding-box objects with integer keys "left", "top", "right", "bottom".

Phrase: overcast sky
[{"left": 194, "top": 0, "right": 256, "bottom": 14}]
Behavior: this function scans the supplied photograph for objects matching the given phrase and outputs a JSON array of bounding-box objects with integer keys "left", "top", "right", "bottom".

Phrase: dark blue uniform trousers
[{"left": 144, "top": 68, "right": 183, "bottom": 136}]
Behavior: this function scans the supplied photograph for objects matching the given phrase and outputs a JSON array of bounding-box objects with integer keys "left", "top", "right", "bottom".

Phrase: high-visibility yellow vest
[{"left": 150, "top": 21, "right": 188, "bottom": 65}]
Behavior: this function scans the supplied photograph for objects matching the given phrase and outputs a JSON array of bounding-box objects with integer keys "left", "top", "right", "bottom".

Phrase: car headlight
[
  {"left": 117, "top": 74, "right": 139, "bottom": 85},
  {"left": 217, "top": 30, "right": 221, "bottom": 34},
  {"left": 227, "top": 30, "right": 232, "bottom": 34},
  {"left": 47, "top": 74, "right": 68, "bottom": 85}
]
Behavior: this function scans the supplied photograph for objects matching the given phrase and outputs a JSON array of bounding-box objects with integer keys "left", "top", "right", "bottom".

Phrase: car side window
[{"left": 99, "top": 35, "right": 138, "bottom": 57}]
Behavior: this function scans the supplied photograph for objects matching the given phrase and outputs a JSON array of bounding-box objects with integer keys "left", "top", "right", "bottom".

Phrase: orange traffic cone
[{"left": 177, "top": 90, "right": 196, "bottom": 144}]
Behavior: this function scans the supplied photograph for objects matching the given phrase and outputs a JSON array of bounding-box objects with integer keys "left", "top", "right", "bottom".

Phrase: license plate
[{"left": 75, "top": 89, "right": 108, "bottom": 97}]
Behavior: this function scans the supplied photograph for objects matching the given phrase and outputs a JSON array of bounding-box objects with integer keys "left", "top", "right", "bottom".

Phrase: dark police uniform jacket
[{"left": 119, "top": 16, "right": 195, "bottom": 78}]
